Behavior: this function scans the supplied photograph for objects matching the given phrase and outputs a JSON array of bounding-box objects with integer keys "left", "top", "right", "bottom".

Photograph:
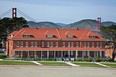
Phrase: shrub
[{"left": 0, "top": 54, "right": 7, "bottom": 59}]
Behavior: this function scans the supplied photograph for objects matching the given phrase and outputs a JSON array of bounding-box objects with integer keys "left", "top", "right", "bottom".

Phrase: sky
[{"left": 0, "top": 0, "right": 116, "bottom": 23}]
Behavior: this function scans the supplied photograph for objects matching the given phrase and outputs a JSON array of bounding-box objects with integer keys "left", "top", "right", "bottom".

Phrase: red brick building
[{"left": 6, "top": 28, "right": 106, "bottom": 60}]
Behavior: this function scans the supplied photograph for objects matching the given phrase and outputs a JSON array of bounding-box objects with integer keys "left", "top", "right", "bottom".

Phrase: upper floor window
[
  {"left": 31, "top": 42, "right": 34, "bottom": 47},
  {"left": 71, "top": 42, "right": 73, "bottom": 47},
  {"left": 96, "top": 42, "right": 99, "bottom": 48},
  {"left": 42, "top": 42, "right": 44, "bottom": 47},
  {"left": 100, "top": 42, "right": 102, "bottom": 48},
  {"left": 56, "top": 42, "right": 58, "bottom": 47},
  {"left": 68, "top": 42, "right": 71, "bottom": 47},
  {"left": 34, "top": 42, "right": 37, "bottom": 47},
  {"left": 47, "top": 42, "right": 50, "bottom": 47},
  {"left": 50, "top": 42, "right": 53, "bottom": 47},
  {"left": 16, "top": 41, "right": 19, "bottom": 47},
  {"left": 25, "top": 42, "right": 28, "bottom": 47},
  {"left": 76, "top": 42, "right": 79, "bottom": 47},
  {"left": 63, "top": 42, "right": 65, "bottom": 47},
  {"left": 20, "top": 41, "right": 23, "bottom": 47},
  {"left": 84, "top": 42, "right": 86, "bottom": 48},
  {"left": 87, "top": 42, "right": 89, "bottom": 48},
  {"left": 92, "top": 42, "right": 94, "bottom": 48}
]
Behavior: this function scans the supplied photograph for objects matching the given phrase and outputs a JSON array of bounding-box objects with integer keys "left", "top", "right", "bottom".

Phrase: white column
[
  {"left": 54, "top": 51, "right": 56, "bottom": 58},
  {"left": 87, "top": 51, "right": 90, "bottom": 57},
  {"left": 100, "top": 51, "right": 102, "bottom": 58},
  {"left": 68, "top": 50, "right": 70, "bottom": 58},
  {"left": 34, "top": 51, "right": 36, "bottom": 59},
  {"left": 28, "top": 51, "right": 29, "bottom": 60},
  {"left": 21, "top": 51, "right": 23, "bottom": 59},
  {"left": 61, "top": 51, "right": 63, "bottom": 58},
  {"left": 41, "top": 51, "right": 42, "bottom": 59},
  {"left": 76, "top": 50, "right": 78, "bottom": 59},
  {"left": 47, "top": 51, "right": 49, "bottom": 59},
  {"left": 82, "top": 51, "right": 84, "bottom": 58}
]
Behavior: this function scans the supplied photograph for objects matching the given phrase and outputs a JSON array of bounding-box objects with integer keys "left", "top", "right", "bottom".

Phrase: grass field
[
  {"left": 101, "top": 63, "right": 116, "bottom": 68},
  {"left": 73, "top": 62, "right": 103, "bottom": 67},
  {"left": 0, "top": 60, "right": 35, "bottom": 65},
  {"left": 38, "top": 61, "right": 69, "bottom": 66}
]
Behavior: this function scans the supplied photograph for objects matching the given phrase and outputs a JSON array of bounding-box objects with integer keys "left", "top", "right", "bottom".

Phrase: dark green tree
[
  {"left": 100, "top": 25, "right": 116, "bottom": 61},
  {"left": 0, "top": 17, "right": 29, "bottom": 48}
]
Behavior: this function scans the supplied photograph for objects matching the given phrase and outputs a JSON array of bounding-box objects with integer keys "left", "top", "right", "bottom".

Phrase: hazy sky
[{"left": 0, "top": 0, "right": 116, "bottom": 23}]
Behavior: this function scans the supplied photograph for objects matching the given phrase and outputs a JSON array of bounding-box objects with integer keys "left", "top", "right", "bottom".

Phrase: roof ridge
[
  {"left": 13, "top": 28, "right": 25, "bottom": 39},
  {"left": 56, "top": 28, "right": 61, "bottom": 40}
]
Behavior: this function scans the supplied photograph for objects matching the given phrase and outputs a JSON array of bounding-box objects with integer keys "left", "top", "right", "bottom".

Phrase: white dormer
[{"left": 67, "top": 35, "right": 74, "bottom": 38}]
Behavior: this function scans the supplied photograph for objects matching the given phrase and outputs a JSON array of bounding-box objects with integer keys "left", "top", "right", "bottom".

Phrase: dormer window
[
  {"left": 23, "top": 34, "right": 33, "bottom": 38},
  {"left": 67, "top": 35, "right": 74, "bottom": 38},
  {"left": 89, "top": 36, "right": 98, "bottom": 38},
  {"left": 46, "top": 34, "right": 56, "bottom": 38}
]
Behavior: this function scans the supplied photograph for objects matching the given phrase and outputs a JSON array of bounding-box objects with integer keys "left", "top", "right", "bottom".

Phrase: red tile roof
[{"left": 8, "top": 28, "right": 105, "bottom": 41}]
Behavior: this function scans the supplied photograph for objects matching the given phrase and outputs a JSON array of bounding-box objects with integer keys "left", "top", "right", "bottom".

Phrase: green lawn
[
  {"left": 73, "top": 62, "right": 103, "bottom": 67},
  {"left": 102, "top": 63, "right": 116, "bottom": 68},
  {"left": 0, "top": 60, "right": 35, "bottom": 65},
  {"left": 38, "top": 61, "right": 69, "bottom": 66}
]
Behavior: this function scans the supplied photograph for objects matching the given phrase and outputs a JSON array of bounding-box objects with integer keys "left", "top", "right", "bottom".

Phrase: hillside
[
  {"left": 28, "top": 21, "right": 62, "bottom": 28},
  {"left": 65, "top": 19, "right": 97, "bottom": 30},
  {"left": 28, "top": 19, "right": 116, "bottom": 31}
]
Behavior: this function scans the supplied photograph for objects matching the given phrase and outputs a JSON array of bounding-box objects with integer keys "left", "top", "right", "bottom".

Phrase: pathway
[
  {"left": 31, "top": 61, "right": 42, "bottom": 65},
  {"left": 65, "top": 61, "right": 79, "bottom": 66}
]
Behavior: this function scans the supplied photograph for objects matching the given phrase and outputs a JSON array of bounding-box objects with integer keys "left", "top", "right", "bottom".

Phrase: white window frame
[
  {"left": 68, "top": 42, "right": 70, "bottom": 47},
  {"left": 47, "top": 42, "right": 50, "bottom": 47},
  {"left": 16, "top": 41, "right": 19, "bottom": 47},
  {"left": 42, "top": 42, "right": 44, "bottom": 47},
  {"left": 63, "top": 42, "right": 65, "bottom": 47},
  {"left": 92, "top": 42, "right": 94, "bottom": 48},
  {"left": 31, "top": 42, "right": 34, "bottom": 47},
  {"left": 84, "top": 42, "right": 86, "bottom": 48},
  {"left": 56, "top": 42, "right": 58, "bottom": 47},
  {"left": 25, "top": 42, "right": 28, "bottom": 47},
  {"left": 50, "top": 42, "right": 53, "bottom": 47},
  {"left": 71, "top": 42, "right": 73, "bottom": 47},
  {"left": 34, "top": 42, "right": 37, "bottom": 47},
  {"left": 20, "top": 41, "right": 23, "bottom": 47},
  {"left": 100, "top": 42, "right": 102, "bottom": 48}
]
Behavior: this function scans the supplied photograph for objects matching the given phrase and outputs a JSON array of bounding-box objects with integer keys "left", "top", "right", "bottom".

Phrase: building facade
[{"left": 6, "top": 28, "right": 106, "bottom": 60}]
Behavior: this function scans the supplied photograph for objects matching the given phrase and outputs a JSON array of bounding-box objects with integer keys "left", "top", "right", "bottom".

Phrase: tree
[
  {"left": 0, "top": 17, "right": 29, "bottom": 48},
  {"left": 100, "top": 25, "right": 116, "bottom": 61}
]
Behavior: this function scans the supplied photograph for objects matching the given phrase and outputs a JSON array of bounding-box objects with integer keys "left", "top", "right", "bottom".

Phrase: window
[
  {"left": 92, "top": 42, "right": 94, "bottom": 48},
  {"left": 16, "top": 41, "right": 19, "bottom": 47},
  {"left": 46, "top": 34, "right": 53, "bottom": 38},
  {"left": 76, "top": 42, "right": 79, "bottom": 47},
  {"left": 87, "top": 42, "right": 89, "bottom": 48},
  {"left": 100, "top": 42, "right": 102, "bottom": 48},
  {"left": 71, "top": 42, "right": 73, "bottom": 47},
  {"left": 34, "top": 42, "right": 37, "bottom": 47},
  {"left": 89, "top": 36, "right": 98, "bottom": 38},
  {"left": 47, "top": 42, "right": 50, "bottom": 47},
  {"left": 68, "top": 42, "right": 71, "bottom": 47},
  {"left": 56, "top": 42, "right": 58, "bottom": 47},
  {"left": 50, "top": 42, "right": 53, "bottom": 47},
  {"left": 25, "top": 42, "right": 28, "bottom": 47},
  {"left": 84, "top": 42, "right": 86, "bottom": 48},
  {"left": 67, "top": 35, "right": 74, "bottom": 38},
  {"left": 31, "top": 42, "right": 34, "bottom": 47},
  {"left": 23, "top": 34, "right": 33, "bottom": 38},
  {"left": 42, "top": 42, "right": 44, "bottom": 47},
  {"left": 20, "top": 41, "right": 23, "bottom": 47},
  {"left": 63, "top": 42, "right": 65, "bottom": 47},
  {"left": 96, "top": 42, "right": 99, "bottom": 48}
]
